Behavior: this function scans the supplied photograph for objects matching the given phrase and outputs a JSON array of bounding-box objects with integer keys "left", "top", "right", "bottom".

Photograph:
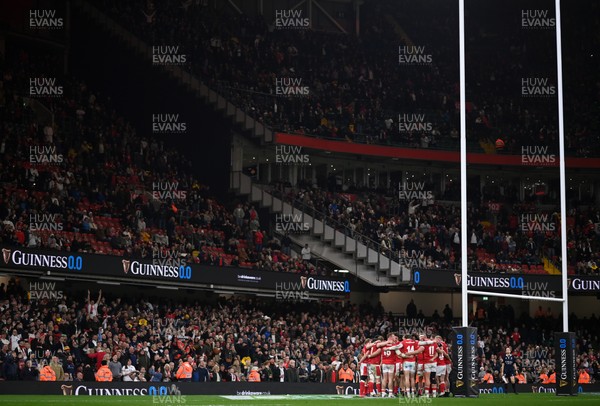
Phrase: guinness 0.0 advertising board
[
  {"left": 0, "top": 246, "right": 350, "bottom": 297},
  {"left": 3, "top": 381, "right": 599, "bottom": 396},
  {"left": 555, "top": 332, "right": 578, "bottom": 396},
  {"left": 413, "top": 268, "right": 600, "bottom": 295},
  {"left": 451, "top": 327, "right": 478, "bottom": 398}
]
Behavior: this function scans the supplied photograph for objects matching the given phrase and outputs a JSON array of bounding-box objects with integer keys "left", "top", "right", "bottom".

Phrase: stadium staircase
[
  {"left": 231, "top": 173, "right": 406, "bottom": 287},
  {"left": 73, "top": 0, "right": 273, "bottom": 145}
]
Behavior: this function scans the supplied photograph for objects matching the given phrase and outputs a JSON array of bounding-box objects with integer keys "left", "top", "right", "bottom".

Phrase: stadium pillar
[
  {"left": 451, "top": 327, "right": 478, "bottom": 398},
  {"left": 554, "top": 332, "right": 578, "bottom": 396}
]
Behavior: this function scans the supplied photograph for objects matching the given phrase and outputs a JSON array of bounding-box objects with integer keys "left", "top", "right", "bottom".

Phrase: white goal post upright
[
  {"left": 554, "top": 0, "right": 569, "bottom": 334},
  {"left": 459, "top": 0, "right": 569, "bottom": 331},
  {"left": 459, "top": 0, "right": 469, "bottom": 328}
]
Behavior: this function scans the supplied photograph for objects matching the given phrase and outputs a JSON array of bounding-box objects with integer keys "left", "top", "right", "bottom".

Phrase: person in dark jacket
[
  {"left": 298, "top": 362, "right": 309, "bottom": 382},
  {"left": 21, "top": 360, "right": 40, "bottom": 381},
  {"left": 83, "top": 364, "right": 96, "bottom": 381},
  {"left": 196, "top": 361, "right": 210, "bottom": 382},
  {"left": 284, "top": 360, "right": 299, "bottom": 382},
  {"left": 310, "top": 362, "right": 325, "bottom": 383},
  {"left": 3, "top": 352, "right": 18, "bottom": 380}
]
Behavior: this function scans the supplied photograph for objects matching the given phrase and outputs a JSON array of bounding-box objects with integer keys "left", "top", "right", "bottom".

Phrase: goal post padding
[
  {"left": 451, "top": 327, "right": 478, "bottom": 398},
  {"left": 554, "top": 332, "right": 578, "bottom": 396}
]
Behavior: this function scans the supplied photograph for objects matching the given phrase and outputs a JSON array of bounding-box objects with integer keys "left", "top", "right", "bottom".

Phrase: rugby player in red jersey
[
  {"left": 357, "top": 338, "right": 374, "bottom": 397},
  {"left": 397, "top": 334, "right": 419, "bottom": 397},
  {"left": 358, "top": 337, "right": 383, "bottom": 396},
  {"left": 379, "top": 334, "right": 401, "bottom": 397},
  {"left": 435, "top": 335, "right": 451, "bottom": 397},
  {"left": 409, "top": 334, "right": 439, "bottom": 397}
]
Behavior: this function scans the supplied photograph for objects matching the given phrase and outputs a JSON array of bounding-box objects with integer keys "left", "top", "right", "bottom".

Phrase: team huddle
[{"left": 358, "top": 333, "right": 452, "bottom": 398}]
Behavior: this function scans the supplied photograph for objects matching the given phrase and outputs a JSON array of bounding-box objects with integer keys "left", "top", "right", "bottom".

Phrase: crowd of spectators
[
  {"left": 0, "top": 279, "right": 598, "bottom": 385},
  {"left": 472, "top": 303, "right": 599, "bottom": 385},
  {"left": 0, "top": 50, "right": 329, "bottom": 276},
  {"left": 271, "top": 179, "right": 600, "bottom": 276},
  {"left": 98, "top": 0, "right": 599, "bottom": 157},
  {"left": 88, "top": 0, "right": 600, "bottom": 276},
  {"left": 2, "top": 46, "right": 598, "bottom": 279}
]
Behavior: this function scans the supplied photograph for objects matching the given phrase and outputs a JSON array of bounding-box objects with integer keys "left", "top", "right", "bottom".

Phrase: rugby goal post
[{"left": 457, "top": 0, "right": 577, "bottom": 396}]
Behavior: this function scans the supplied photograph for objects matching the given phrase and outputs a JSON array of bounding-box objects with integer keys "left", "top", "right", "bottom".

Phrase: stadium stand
[
  {"left": 0, "top": 49, "right": 329, "bottom": 276},
  {"left": 0, "top": 281, "right": 597, "bottom": 384},
  {"left": 96, "top": 0, "right": 599, "bottom": 157}
]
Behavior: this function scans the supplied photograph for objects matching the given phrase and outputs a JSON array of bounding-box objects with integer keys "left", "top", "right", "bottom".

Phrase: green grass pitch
[{"left": 0, "top": 394, "right": 598, "bottom": 405}]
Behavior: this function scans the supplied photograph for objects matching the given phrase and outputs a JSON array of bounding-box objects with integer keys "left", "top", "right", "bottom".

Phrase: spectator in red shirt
[
  {"left": 511, "top": 327, "right": 521, "bottom": 345},
  {"left": 86, "top": 347, "right": 107, "bottom": 371},
  {"left": 254, "top": 230, "right": 264, "bottom": 253},
  {"left": 15, "top": 227, "right": 26, "bottom": 245}
]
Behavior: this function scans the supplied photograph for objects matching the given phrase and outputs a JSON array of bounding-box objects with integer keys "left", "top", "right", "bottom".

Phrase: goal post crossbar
[{"left": 467, "top": 290, "right": 566, "bottom": 303}]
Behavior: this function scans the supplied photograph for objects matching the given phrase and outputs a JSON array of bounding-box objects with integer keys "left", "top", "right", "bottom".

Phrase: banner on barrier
[
  {"left": 412, "top": 268, "right": 600, "bottom": 294},
  {"left": 1, "top": 381, "right": 598, "bottom": 396},
  {"left": 0, "top": 382, "right": 361, "bottom": 396},
  {"left": 478, "top": 383, "right": 596, "bottom": 394},
  {"left": 0, "top": 246, "right": 350, "bottom": 297}
]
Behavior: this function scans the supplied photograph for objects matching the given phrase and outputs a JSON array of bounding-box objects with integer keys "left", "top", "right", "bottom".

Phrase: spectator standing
[
  {"left": 21, "top": 360, "right": 39, "bottom": 381},
  {"left": 108, "top": 354, "right": 122, "bottom": 381},
  {"left": 301, "top": 244, "right": 311, "bottom": 262},
  {"left": 50, "top": 356, "right": 65, "bottom": 381},
  {"left": 196, "top": 361, "right": 210, "bottom": 382},
  {"left": 285, "top": 360, "right": 299, "bottom": 382},
  {"left": 121, "top": 359, "right": 137, "bottom": 381}
]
